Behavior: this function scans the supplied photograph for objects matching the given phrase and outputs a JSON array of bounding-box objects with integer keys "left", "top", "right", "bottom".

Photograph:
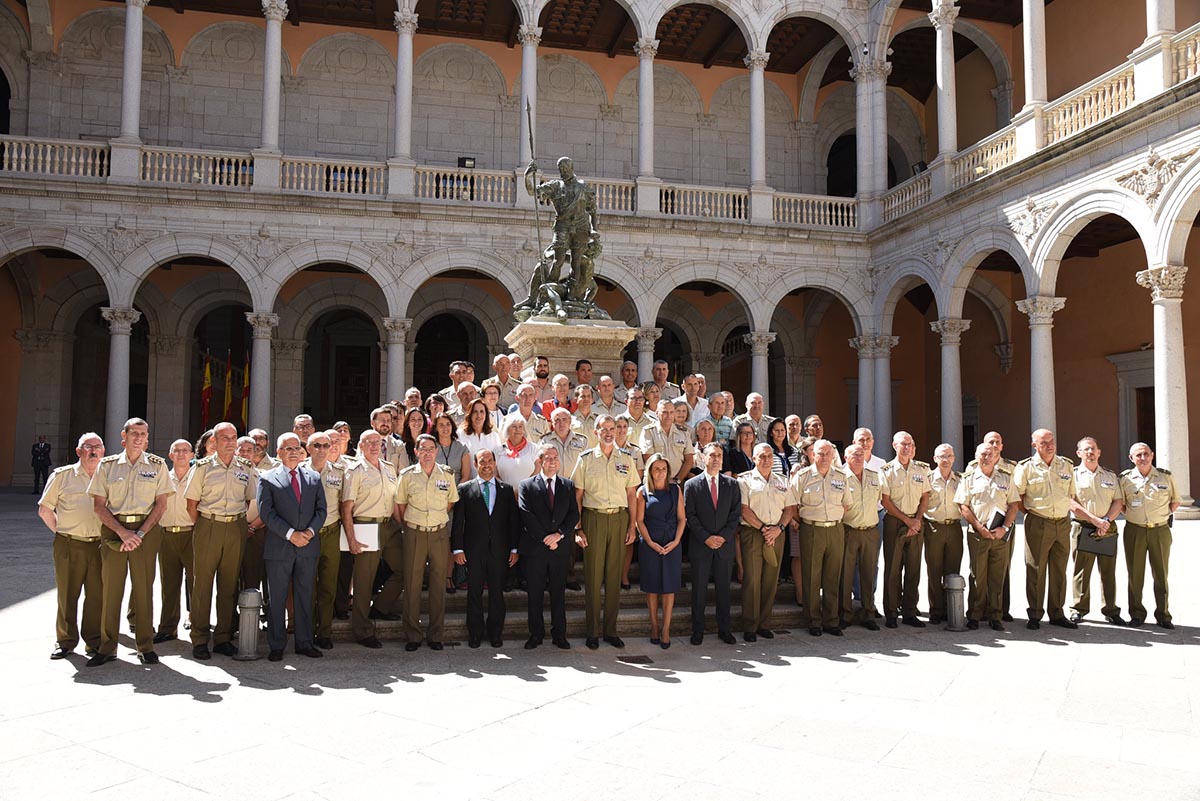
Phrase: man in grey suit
[
  {"left": 257, "top": 432, "right": 327, "bottom": 661},
  {"left": 684, "top": 442, "right": 742, "bottom": 645}
]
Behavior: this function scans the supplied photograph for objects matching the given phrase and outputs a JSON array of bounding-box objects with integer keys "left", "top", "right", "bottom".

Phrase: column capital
[
  {"left": 1136, "top": 265, "right": 1187, "bottom": 302},
  {"left": 794, "top": 356, "right": 820, "bottom": 374},
  {"left": 635, "top": 327, "right": 662, "bottom": 349},
  {"left": 693, "top": 350, "right": 723, "bottom": 372},
  {"left": 850, "top": 59, "right": 892, "bottom": 83},
  {"left": 14, "top": 328, "right": 71, "bottom": 353},
  {"left": 383, "top": 317, "right": 413, "bottom": 343},
  {"left": 149, "top": 334, "right": 191, "bottom": 357},
  {"left": 848, "top": 336, "right": 873, "bottom": 356},
  {"left": 517, "top": 25, "right": 542, "bottom": 47},
  {"left": 262, "top": 0, "right": 288, "bottom": 22},
  {"left": 930, "top": 317, "right": 971, "bottom": 345},
  {"left": 743, "top": 50, "right": 770, "bottom": 71},
  {"left": 634, "top": 38, "right": 659, "bottom": 59},
  {"left": 1016, "top": 295, "right": 1066, "bottom": 325},
  {"left": 101, "top": 306, "right": 141, "bottom": 335},
  {"left": 394, "top": 8, "right": 418, "bottom": 34},
  {"left": 743, "top": 331, "right": 776, "bottom": 354},
  {"left": 928, "top": 3, "right": 959, "bottom": 30},
  {"left": 874, "top": 334, "right": 899, "bottom": 354},
  {"left": 245, "top": 311, "right": 280, "bottom": 338},
  {"left": 126, "top": 0, "right": 151, "bottom": 9},
  {"left": 994, "top": 342, "right": 1014, "bottom": 374}
]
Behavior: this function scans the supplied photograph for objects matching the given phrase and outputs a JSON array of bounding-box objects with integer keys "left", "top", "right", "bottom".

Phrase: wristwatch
[{"left": 134, "top": 529, "right": 145, "bottom": 538}]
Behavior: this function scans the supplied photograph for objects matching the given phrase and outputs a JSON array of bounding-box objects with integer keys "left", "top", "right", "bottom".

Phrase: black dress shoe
[
  {"left": 50, "top": 645, "right": 70, "bottom": 660},
  {"left": 490, "top": 639, "right": 504, "bottom": 648},
  {"left": 989, "top": 620, "right": 1004, "bottom": 631},
  {"left": 565, "top": 581, "right": 582, "bottom": 592},
  {"left": 1049, "top": 617, "right": 1078, "bottom": 630},
  {"left": 862, "top": 619, "right": 880, "bottom": 632},
  {"left": 405, "top": 642, "right": 420, "bottom": 652},
  {"left": 315, "top": 637, "right": 334, "bottom": 650},
  {"left": 928, "top": 614, "right": 944, "bottom": 624},
  {"left": 586, "top": 637, "right": 599, "bottom": 650},
  {"left": 1157, "top": 619, "right": 1175, "bottom": 630},
  {"left": 553, "top": 637, "right": 571, "bottom": 650},
  {"left": 369, "top": 608, "right": 401, "bottom": 621},
  {"left": 334, "top": 611, "right": 350, "bottom": 620},
  {"left": 690, "top": 634, "right": 704, "bottom": 645},
  {"left": 902, "top": 616, "right": 926, "bottom": 628},
  {"left": 1104, "top": 615, "right": 1127, "bottom": 626},
  {"left": 743, "top": 631, "right": 757, "bottom": 643},
  {"left": 718, "top": 631, "right": 737, "bottom": 645},
  {"left": 1128, "top": 618, "right": 1144, "bottom": 627},
  {"left": 823, "top": 626, "right": 843, "bottom": 637},
  {"left": 1068, "top": 612, "right": 1083, "bottom": 624},
  {"left": 1002, "top": 612, "right": 1014, "bottom": 622},
  {"left": 1026, "top": 620, "right": 1041, "bottom": 630},
  {"left": 620, "top": 583, "right": 631, "bottom": 590},
  {"left": 358, "top": 637, "right": 383, "bottom": 649},
  {"left": 296, "top": 646, "right": 323, "bottom": 658},
  {"left": 524, "top": 637, "right": 541, "bottom": 650},
  {"left": 268, "top": 650, "right": 283, "bottom": 662},
  {"left": 885, "top": 617, "right": 898, "bottom": 629},
  {"left": 137, "top": 651, "right": 159, "bottom": 665},
  {"left": 429, "top": 641, "right": 444, "bottom": 651},
  {"left": 85, "top": 648, "right": 98, "bottom": 658},
  {"left": 192, "top": 644, "right": 211, "bottom": 660},
  {"left": 808, "top": 627, "right": 822, "bottom": 637},
  {"left": 86, "top": 653, "right": 116, "bottom": 667},
  {"left": 153, "top": 632, "right": 177, "bottom": 644},
  {"left": 603, "top": 636, "right": 625, "bottom": 648},
  {"left": 755, "top": 628, "right": 774, "bottom": 640},
  {"left": 468, "top": 638, "right": 481, "bottom": 649},
  {"left": 212, "top": 642, "right": 237, "bottom": 657},
  {"left": 966, "top": 619, "right": 979, "bottom": 630}
]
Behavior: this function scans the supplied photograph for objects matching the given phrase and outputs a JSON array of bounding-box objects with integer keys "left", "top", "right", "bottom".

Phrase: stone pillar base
[
  {"left": 506, "top": 318, "right": 636, "bottom": 382},
  {"left": 928, "top": 154, "right": 952, "bottom": 197},
  {"left": 251, "top": 149, "right": 281, "bottom": 192},
  {"left": 1013, "top": 103, "right": 1045, "bottom": 158},
  {"left": 1175, "top": 501, "right": 1200, "bottom": 520},
  {"left": 635, "top": 175, "right": 662, "bottom": 217},
  {"left": 107, "top": 138, "right": 142, "bottom": 184},
  {"left": 748, "top": 184, "right": 774, "bottom": 224},
  {"left": 1130, "top": 34, "right": 1174, "bottom": 100},
  {"left": 387, "top": 157, "right": 415, "bottom": 199}
]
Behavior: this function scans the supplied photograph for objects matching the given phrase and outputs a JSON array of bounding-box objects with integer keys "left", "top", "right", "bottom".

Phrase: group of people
[{"left": 37, "top": 352, "right": 1182, "bottom": 667}]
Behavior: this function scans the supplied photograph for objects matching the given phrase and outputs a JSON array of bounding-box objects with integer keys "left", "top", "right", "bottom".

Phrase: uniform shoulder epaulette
[
  {"left": 235, "top": 456, "right": 255, "bottom": 468},
  {"left": 399, "top": 463, "right": 419, "bottom": 473},
  {"left": 194, "top": 454, "right": 214, "bottom": 466},
  {"left": 1018, "top": 456, "right": 1034, "bottom": 464},
  {"left": 952, "top": 470, "right": 962, "bottom": 480},
  {"left": 997, "top": 463, "right": 1015, "bottom": 475},
  {"left": 914, "top": 460, "right": 929, "bottom": 469},
  {"left": 100, "top": 454, "right": 120, "bottom": 463},
  {"left": 1120, "top": 468, "right": 1133, "bottom": 477},
  {"left": 145, "top": 453, "right": 165, "bottom": 465},
  {"left": 1158, "top": 467, "right": 1171, "bottom": 475},
  {"left": 617, "top": 446, "right": 633, "bottom": 457},
  {"left": 51, "top": 464, "right": 72, "bottom": 474},
  {"left": 1058, "top": 455, "right": 1075, "bottom": 467}
]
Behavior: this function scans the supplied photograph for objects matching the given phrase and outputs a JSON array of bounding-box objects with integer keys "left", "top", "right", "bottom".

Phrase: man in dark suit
[
  {"left": 257, "top": 432, "right": 327, "bottom": 661},
  {"left": 452, "top": 449, "right": 521, "bottom": 648},
  {"left": 518, "top": 443, "right": 579, "bottom": 650},
  {"left": 684, "top": 442, "right": 742, "bottom": 645}
]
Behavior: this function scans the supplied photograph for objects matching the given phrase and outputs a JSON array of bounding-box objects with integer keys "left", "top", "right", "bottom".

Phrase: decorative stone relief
[
  {"left": 101, "top": 306, "right": 141, "bottom": 335},
  {"left": 743, "top": 331, "right": 776, "bottom": 354},
  {"left": 920, "top": 236, "right": 954, "bottom": 269},
  {"left": 1016, "top": 295, "right": 1066, "bottom": 325},
  {"left": 733, "top": 254, "right": 784, "bottom": 293},
  {"left": 14, "top": 329, "right": 71, "bottom": 353},
  {"left": 300, "top": 34, "right": 393, "bottom": 82},
  {"left": 1116, "top": 147, "right": 1197, "bottom": 209},
  {"left": 930, "top": 317, "right": 971, "bottom": 344},
  {"left": 228, "top": 226, "right": 302, "bottom": 262},
  {"left": 614, "top": 248, "right": 679, "bottom": 282},
  {"left": 363, "top": 234, "right": 433, "bottom": 271},
  {"left": 1136, "top": 264, "right": 1187, "bottom": 301},
  {"left": 1007, "top": 196, "right": 1058, "bottom": 246},
  {"left": 79, "top": 218, "right": 162, "bottom": 261},
  {"left": 993, "top": 342, "right": 1014, "bottom": 374},
  {"left": 183, "top": 24, "right": 262, "bottom": 71}
]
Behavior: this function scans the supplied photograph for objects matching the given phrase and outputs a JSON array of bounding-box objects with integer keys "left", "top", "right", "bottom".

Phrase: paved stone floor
[{"left": 1, "top": 488, "right": 1197, "bottom": 801}]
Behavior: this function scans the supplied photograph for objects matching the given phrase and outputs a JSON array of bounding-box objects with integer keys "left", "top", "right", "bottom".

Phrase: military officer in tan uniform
[
  {"left": 966, "top": 430, "right": 1018, "bottom": 622},
  {"left": 304, "top": 430, "right": 347, "bottom": 650},
  {"left": 571, "top": 415, "right": 640, "bottom": 649},
  {"left": 922, "top": 443, "right": 963, "bottom": 624},
  {"left": 571, "top": 384, "right": 600, "bottom": 448},
  {"left": 395, "top": 433, "right": 459, "bottom": 651},
  {"left": 732, "top": 393, "right": 775, "bottom": 444},
  {"left": 648, "top": 359, "right": 682, "bottom": 401},
  {"left": 87, "top": 418, "right": 170, "bottom": 666},
  {"left": 185, "top": 421, "right": 261, "bottom": 659},
  {"left": 153, "top": 439, "right": 196, "bottom": 644},
  {"left": 880, "top": 431, "right": 931, "bottom": 628},
  {"left": 840, "top": 443, "right": 883, "bottom": 630},
  {"left": 737, "top": 444, "right": 796, "bottom": 642},
  {"left": 506, "top": 384, "right": 551, "bottom": 442},
  {"left": 613, "top": 361, "right": 640, "bottom": 404},
  {"left": 483, "top": 353, "right": 522, "bottom": 409},
  {"left": 542, "top": 408, "right": 590, "bottom": 590},
  {"left": 594, "top": 375, "right": 628, "bottom": 418},
  {"left": 1067, "top": 437, "right": 1125, "bottom": 625},
  {"left": 788, "top": 439, "right": 850, "bottom": 637},
  {"left": 955, "top": 443, "right": 1019, "bottom": 630},
  {"left": 1013, "top": 428, "right": 1078, "bottom": 630},
  {"left": 340, "top": 429, "right": 398, "bottom": 648},
  {"left": 39, "top": 432, "right": 105, "bottom": 660},
  {"left": 640, "top": 399, "right": 695, "bottom": 483},
  {"left": 617, "top": 387, "right": 657, "bottom": 445},
  {"left": 1119, "top": 442, "right": 1181, "bottom": 628}
]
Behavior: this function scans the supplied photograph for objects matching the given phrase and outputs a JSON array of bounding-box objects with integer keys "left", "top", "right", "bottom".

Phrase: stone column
[
  {"left": 387, "top": 8, "right": 418, "bottom": 197},
  {"left": 850, "top": 59, "right": 891, "bottom": 227},
  {"left": 383, "top": 317, "right": 412, "bottom": 403},
  {"left": 1136, "top": 265, "right": 1194, "bottom": 512},
  {"left": 270, "top": 339, "right": 305, "bottom": 436},
  {"left": 930, "top": 318, "right": 971, "bottom": 468},
  {"left": 102, "top": 307, "right": 141, "bottom": 449},
  {"left": 1016, "top": 295, "right": 1065, "bottom": 433},
  {"left": 991, "top": 80, "right": 1015, "bottom": 128},
  {"left": 148, "top": 335, "right": 191, "bottom": 455},
  {"left": 635, "top": 327, "right": 661, "bottom": 383},
  {"left": 744, "top": 331, "right": 776, "bottom": 410},
  {"left": 1147, "top": 0, "right": 1176, "bottom": 37},
  {"left": 246, "top": 312, "right": 279, "bottom": 432},
  {"left": 693, "top": 350, "right": 723, "bottom": 395},
  {"left": 794, "top": 356, "right": 820, "bottom": 417},
  {"left": 118, "top": 0, "right": 150, "bottom": 142},
  {"left": 745, "top": 50, "right": 773, "bottom": 222},
  {"left": 518, "top": 25, "right": 541, "bottom": 166},
  {"left": 930, "top": 2, "right": 959, "bottom": 156},
  {"left": 849, "top": 337, "right": 876, "bottom": 433},
  {"left": 635, "top": 38, "right": 658, "bottom": 177},
  {"left": 874, "top": 335, "right": 898, "bottom": 443},
  {"left": 260, "top": 0, "right": 287, "bottom": 151},
  {"left": 1022, "top": 0, "right": 1048, "bottom": 108}
]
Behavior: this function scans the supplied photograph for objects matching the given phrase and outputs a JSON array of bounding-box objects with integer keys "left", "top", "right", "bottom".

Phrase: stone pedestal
[{"left": 505, "top": 318, "right": 636, "bottom": 381}]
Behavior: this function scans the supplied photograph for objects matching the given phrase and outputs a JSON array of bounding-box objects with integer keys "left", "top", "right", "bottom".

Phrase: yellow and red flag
[
  {"left": 200, "top": 356, "right": 213, "bottom": 429},
  {"left": 241, "top": 353, "right": 250, "bottom": 430},
  {"left": 223, "top": 352, "right": 236, "bottom": 424}
]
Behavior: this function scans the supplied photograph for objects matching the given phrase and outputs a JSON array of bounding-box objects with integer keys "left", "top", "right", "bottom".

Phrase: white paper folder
[{"left": 340, "top": 522, "right": 380, "bottom": 552}]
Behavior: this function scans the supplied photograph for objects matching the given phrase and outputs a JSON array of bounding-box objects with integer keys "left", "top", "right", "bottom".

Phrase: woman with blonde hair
[{"left": 634, "top": 452, "right": 686, "bottom": 648}]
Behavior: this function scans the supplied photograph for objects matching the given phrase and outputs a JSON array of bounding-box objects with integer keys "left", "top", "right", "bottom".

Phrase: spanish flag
[
  {"left": 200, "top": 356, "right": 213, "bottom": 429},
  {"left": 241, "top": 353, "right": 250, "bottom": 430},
  {"left": 223, "top": 352, "right": 236, "bottom": 424}
]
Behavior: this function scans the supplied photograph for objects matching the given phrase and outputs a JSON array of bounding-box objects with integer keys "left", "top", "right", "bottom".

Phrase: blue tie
[{"left": 482, "top": 480, "right": 492, "bottom": 514}]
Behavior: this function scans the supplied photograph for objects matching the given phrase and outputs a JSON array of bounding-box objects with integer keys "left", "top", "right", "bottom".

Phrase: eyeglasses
[
  {"left": 280, "top": 446, "right": 305, "bottom": 453},
  {"left": 309, "top": 443, "right": 331, "bottom": 450},
  {"left": 417, "top": 446, "right": 437, "bottom": 453}
]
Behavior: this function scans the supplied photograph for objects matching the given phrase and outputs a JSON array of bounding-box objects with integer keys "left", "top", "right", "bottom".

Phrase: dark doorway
[
  {"left": 413, "top": 313, "right": 488, "bottom": 397},
  {"left": 1135, "top": 386, "right": 1155, "bottom": 449},
  {"left": 826, "top": 133, "right": 901, "bottom": 197},
  {"left": 0, "top": 67, "right": 10, "bottom": 135},
  {"left": 189, "top": 304, "right": 252, "bottom": 435},
  {"left": 304, "top": 309, "right": 380, "bottom": 431},
  {"left": 71, "top": 304, "right": 150, "bottom": 442}
]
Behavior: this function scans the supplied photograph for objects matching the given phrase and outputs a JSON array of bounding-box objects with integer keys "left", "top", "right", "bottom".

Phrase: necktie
[
  {"left": 547, "top": 477, "right": 555, "bottom": 509},
  {"left": 710, "top": 476, "right": 719, "bottom": 509},
  {"left": 381, "top": 440, "right": 388, "bottom": 460},
  {"left": 482, "top": 479, "right": 491, "bottom": 513},
  {"left": 290, "top": 469, "right": 301, "bottom": 503}
]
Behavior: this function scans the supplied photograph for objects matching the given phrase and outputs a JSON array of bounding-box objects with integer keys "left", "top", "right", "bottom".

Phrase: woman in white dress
[
  {"left": 493, "top": 415, "right": 539, "bottom": 489},
  {"left": 459, "top": 398, "right": 501, "bottom": 478}
]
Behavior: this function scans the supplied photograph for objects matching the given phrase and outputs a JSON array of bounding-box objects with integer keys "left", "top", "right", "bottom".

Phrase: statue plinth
[{"left": 505, "top": 317, "right": 636, "bottom": 380}]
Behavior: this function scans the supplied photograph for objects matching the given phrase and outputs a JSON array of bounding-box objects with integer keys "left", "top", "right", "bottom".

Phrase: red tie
[
  {"left": 547, "top": 477, "right": 555, "bottom": 509},
  {"left": 710, "top": 476, "right": 719, "bottom": 509},
  {"left": 290, "top": 469, "right": 301, "bottom": 503}
]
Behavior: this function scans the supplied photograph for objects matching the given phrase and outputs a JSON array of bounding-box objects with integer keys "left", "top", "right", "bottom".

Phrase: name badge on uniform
[
  {"left": 615, "top": 462, "right": 629, "bottom": 475},
  {"left": 831, "top": 479, "right": 846, "bottom": 491},
  {"left": 912, "top": 475, "right": 924, "bottom": 484},
  {"left": 436, "top": 480, "right": 450, "bottom": 492},
  {"left": 1058, "top": 473, "right": 1071, "bottom": 481},
  {"left": 1152, "top": 483, "right": 1167, "bottom": 491},
  {"left": 804, "top": 484, "right": 821, "bottom": 493},
  {"left": 235, "top": 472, "right": 249, "bottom": 483},
  {"left": 1100, "top": 480, "right": 1115, "bottom": 488},
  {"left": 137, "top": 470, "right": 157, "bottom": 480}
]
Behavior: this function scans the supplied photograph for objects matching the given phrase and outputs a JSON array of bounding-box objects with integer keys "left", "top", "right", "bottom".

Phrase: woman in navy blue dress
[{"left": 635, "top": 453, "right": 686, "bottom": 648}]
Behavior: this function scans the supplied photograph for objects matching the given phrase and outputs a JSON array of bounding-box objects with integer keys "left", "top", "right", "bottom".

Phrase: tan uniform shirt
[
  {"left": 1073, "top": 464, "right": 1120, "bottom": 519},
  {"left": 594, "top": 399, "right": 628, "bottom": 418},
  {"left": 1119, "top": 467, "right": 1179, "bottom": 526},
  {"left": 184, "top": 455, "right": 258, "bottom": 516},
  {"left": 572, "top": 410, "right": 600, "bottom": 448},
  {"left": 880, "top": 458, "right": 932, "bottom": 517},
  {"left": 161, "top": 467, "right": 194, "bottom": 528},
  {"left": 613, "top": 383, "right": 639, "bottom": 404},
  {"left": 506, "top": 410, "right": 550, "bottom": 442},
  {"left": 618, "top": 411, "right": 658, "bottom": 445},
  {"left": 654, "top": 381, "right": 682, "bottom": 401},
  {"left": 1014, "top": 455, "right": 1077, "bottom": 519},
  {"left": 789, "top": 464, "right": 849, "bottom": 523},
  {"left": 925, "top": 469, "right": 962, "bottom": 522},
  {"left": 842, "top": 467, "right": 883, "bottom": 529},
  {"left": 954, "top": 465, "right": 1018, "bottom": 526},
  {"left": 483, "top": 375, "right": 522, "bottom": 409},
  {"left": 540, "top": 432, "right": 590, "bottom": 478},
  {"left": 378, "top": 435, "right": 408, "bottom": 474},
  {"left": 395, "top": 463, "right": 459, "bottom": 527},
  {"left": 732, "top": 413, "right": 776, "bottom": 444},
  {"left": 89, "top": 451, "right": 171, "bottom": 516},
  {"left": 640, "top": 424, "right": 695, "bottom": 477},
  {"left": 737, "top": 469, "right": 794, "bottom": 527},
  {"left": 305, "top": 458, "right": 346, "bottom": 528},
  {"left": 617, "top": 442, "right": 645, "bottom": 473},
  {"left": 342, "top": 458, "right": 398, "bottom": 519},
  {"left": 570, "top": 446, "right": 640, "bottom": 509},
  {"left": 255, "top": 455, "right": 281, "bottom": 471},
  {"left": 40, "top": 462, "right": 101, "bottom": 539}
]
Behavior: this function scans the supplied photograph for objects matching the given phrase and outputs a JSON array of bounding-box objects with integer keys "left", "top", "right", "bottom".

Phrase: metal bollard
[
  {"left": 943, "top": 574, "right": 968, "bottom": 632},
  {"left": 234, "top": 588, "right": 263, "bottom": 660}
]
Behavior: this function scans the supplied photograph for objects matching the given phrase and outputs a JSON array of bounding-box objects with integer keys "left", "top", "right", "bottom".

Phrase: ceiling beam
[
  {"left": 607, "top": 18, "right": 632, "bottom": 58},
  {"left": 506, "top": 13, "right": 520, "bottom": 47},
  {"left": 287, "top": 0, "right": 300, "bottom": 26},
  {"left": 702, "top": 19, "right": 739, "bottom": 69}
]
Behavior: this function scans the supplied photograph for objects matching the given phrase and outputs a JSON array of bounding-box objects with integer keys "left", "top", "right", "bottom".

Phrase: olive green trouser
[
  {"left": 582, "top": 509, "right": 629, "bottom": 638},
  {"left": 1124, "top": 522, "right": 1171, "bottom": 623},
  {"left": 739, "top": 524, "right": 784, "bottom": 633},
  {"left": 190, "top": 517, "right": 245, "bottom": 647},
  {"left": 798, "top": 521, "right": 843, "bottom": 629},
  {"left": 882, "top": 514, "right": 924, "bottom": 619},
  {"left": 967, "top": 530, "right": 1008, "bottom": 622},
  {"left": 1069, "top": 521, "right": 1119, "bottom": 618},
  {"left": 157, "top": 527, "right": 194, "bottom": 634},
  {"left": 923, "top": 519, "right": 964, "bottom": 619},
  {"left": 53, "top": 534, "right": 102, "bottom": 651},
  {"left": 1023, "top": 513, "right": 1070, "bottom": 622},
  {"left": 314, "top": 522, "right": 342, "bottom": 640},
  {"left": 99, "top": 525, "right": 161, "bottom": 655}
]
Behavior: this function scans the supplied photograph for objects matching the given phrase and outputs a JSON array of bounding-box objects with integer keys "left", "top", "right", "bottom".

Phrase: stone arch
[
  {"left": 1, "top": 255, "right": 39, "bottom": 326},
  {"left": 613, "top": 61, "right": 703, "bottom": 183},
  {"left": 647, "top": 261, "right": 766, "bottom": 330},
  {"left": 614, "top": 62, "right": 702, "bottom": 115},
  {"left": 181, "top": 20, "right": 291, "bottom": 75},
  {"left": 966, "top": 272, "right": 1014, "bottom": 346},
  {"left": 532, "top": 0, "right": 649, "bottom": 39},
  {"left": 46, "top": 273, "right": 110, "bottom": 334},
  {"left": 1151, "top": 148, "right": 1200, "bottom": 266},
  {"left": 799, "top": 38, "right": 848, "bottom": 124},
  {"left": 0, "top": 3, "right": 30, "bottom": 107},
  {"left": 759, "top": 2, "right": 864, "bottom": 55},
  {"left": 875, "top": 257, "right": 944, "bottom": 334},
  {"left": 887, "top": 15, "right": 1012, "bottom": 88},
  {"left": 415, "top": 42, "right": 507, "bottom": 95},
  {"left": 645, "top": 0, "right": 755, "bottom": 54},
  {"left": 1031, "top": 188, "right": 1157, "bottom": 296},
  {"left": 941, "top": 225, "right": 1036, "bottom": 317},
  {"left": 262, "top": 240, "right": 405, "bottom": 318},
  {"left": 816, "top": 83, "right": 922, "bottom": 185},
  {"left": 707, "top": 74, "right": 795, "bottom": 188},
  {"left": 414, "top": 43, "right": 508, "bottom": 169},
  {"left": 408, "top": 282, "right": 510, "bottom": 351},
  {"left": 762, "top": 269, "right": 872, "bottom": 336},
  {"left": 654, "top": 295, "right": 711, "bottom": 357},
  {"left": 279, "top": 277, "right": 390, "bottom": 342},
  {"left": 120, "top": 233, "right": 265, "bottom": 310},
  {"left": 296, "top": 32, "right": 395, "bottom": 80},
  {"left": 59, "top": 7, "right": 175, "bottom": 66},
  {"left": 170, "top": 273, "right": 255, "bottom": 339},
  {"left": 24, "top": 0, "right": 52, "bottom": 52},
  {"left": 536, "top": 53, "right": 611, "bottom": 176},
  {"left": 0, "top": 226, "right": 122, "bottom": 305},
  {"left": 398, "top": 248, "right": 524, "bottom": 318}
]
